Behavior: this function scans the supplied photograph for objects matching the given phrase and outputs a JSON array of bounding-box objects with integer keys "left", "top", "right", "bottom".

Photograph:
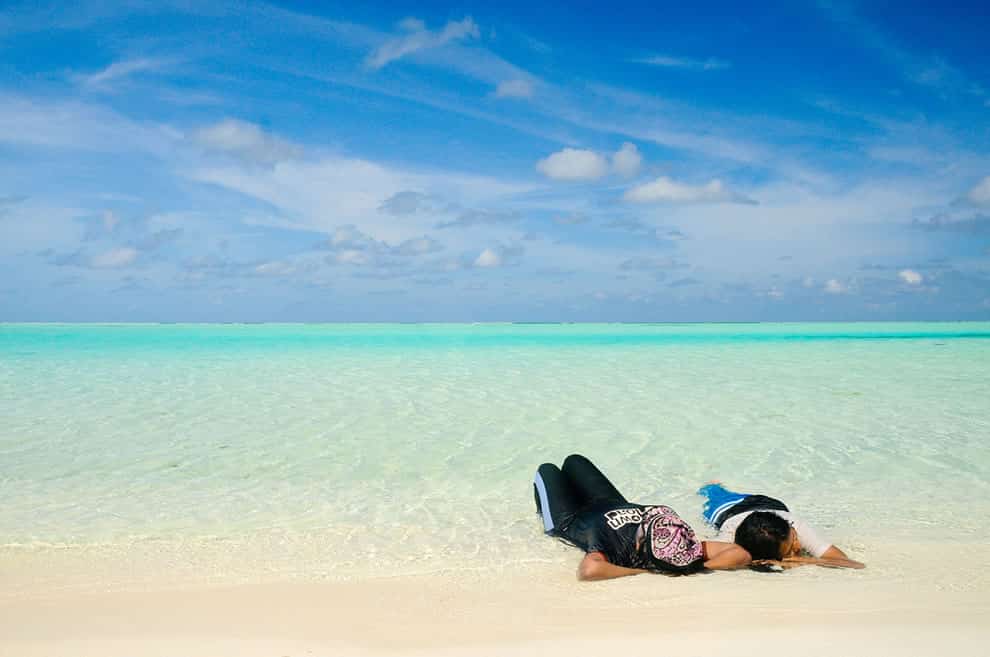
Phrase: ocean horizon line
[{"left": 3, "top": 319, "right": 990, "bottom": 327}]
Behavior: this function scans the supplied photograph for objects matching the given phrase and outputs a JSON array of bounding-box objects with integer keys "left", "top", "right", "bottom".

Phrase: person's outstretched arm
[
  {"left": 577, "top": 551, "right": 648, "bottom": 581},
  {"left": 821, "top": 545, "right": 850, "bottom": 560},
  {"left": 702, "top": 541, "right": 752, "bottom": 570},
  {"left": 747, "top": 555, "right": 865, "bottom": 570},
  {"left": 787, "top": 520, "right": 863, "bottom": 566},
  {"left": 783, "top": 555, "right": 866, "bottom": 569}
]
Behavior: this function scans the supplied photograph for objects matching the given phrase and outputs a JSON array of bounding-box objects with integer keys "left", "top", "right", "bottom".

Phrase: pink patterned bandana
[{"left": 641, "top": 505, "right": 703, "bottom": 567}]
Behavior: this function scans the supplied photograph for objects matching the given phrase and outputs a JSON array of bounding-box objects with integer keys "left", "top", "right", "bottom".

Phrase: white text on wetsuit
[{"left": 603, "top": 508, "right": 642, "bottom": 529}]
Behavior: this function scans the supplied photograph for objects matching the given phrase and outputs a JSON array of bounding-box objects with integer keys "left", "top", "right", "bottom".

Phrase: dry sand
[{"left": 3, "top": 554, "right": 988, "bottom": 657}]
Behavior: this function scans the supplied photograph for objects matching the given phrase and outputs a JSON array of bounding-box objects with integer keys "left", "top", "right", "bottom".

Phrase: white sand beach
[{"left": 3, "top": 544, "right": 988, "bottom": 657}]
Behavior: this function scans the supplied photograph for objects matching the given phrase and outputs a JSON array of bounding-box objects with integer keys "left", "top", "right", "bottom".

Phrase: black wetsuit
[{"left": 534, "top": 455, "right": 704, "bottom": 575}]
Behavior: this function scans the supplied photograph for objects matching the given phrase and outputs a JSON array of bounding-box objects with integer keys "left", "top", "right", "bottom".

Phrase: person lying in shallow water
[
  {"left": 698, "top": 482, "right": 865, "bottom": 571},
  {"left": 534, "top": 455, "right": 863, "bottom": 581}
]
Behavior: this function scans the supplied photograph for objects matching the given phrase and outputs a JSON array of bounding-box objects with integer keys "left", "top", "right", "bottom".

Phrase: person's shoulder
[{"left": 718, "top": 511, "right": 750, "bottom": 531}]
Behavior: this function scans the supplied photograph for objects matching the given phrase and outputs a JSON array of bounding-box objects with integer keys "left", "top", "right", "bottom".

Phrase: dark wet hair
[{"left": 734, "top": 511, "right": 790, "bottom": 560}]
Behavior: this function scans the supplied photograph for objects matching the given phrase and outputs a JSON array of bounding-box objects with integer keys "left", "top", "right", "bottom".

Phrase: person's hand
[
  {"left": 781, "top": 556, "right": 821, "bottom": 564},
  {"left": 782, "top": 556, "right": 866, "bottom": 569}
]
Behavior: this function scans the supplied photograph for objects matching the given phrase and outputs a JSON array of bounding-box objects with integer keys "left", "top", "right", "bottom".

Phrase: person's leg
[
  {"left": 697, "top": 482, "right": 749, "bottom": 528},
  {"left": 561, "top": 454, "right": 628, "bottom": 508},
  {"left": 697, "top": 483, "right": 789, "bottom": 529},
  {"left": 533, "top": 463, "right": 583, "bottom": 534}
]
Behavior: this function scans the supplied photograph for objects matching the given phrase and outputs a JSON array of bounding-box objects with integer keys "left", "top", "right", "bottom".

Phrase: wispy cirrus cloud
[
  {"left": 913, "top": 213, "right": 990, "bottom": 234},
  {"left": 965, "top": 176, "right": 990, "bottom": 206},
  {"left": 91, "top": 246, "right": 139, "bottom": 268},
  {"left": 253, "top": 260, "right": 297, "bottom": 276},
  {"left": 816, "top": 0, "right": 987, "bottom": 103},
  {"left": 0, "top": 94, "right": 177, "bottom": 154},
  {"left": 494, "top": 78, "right": 535, "bottom": 99},
  {"left": 436, "top": 209, "right": 520, "bottom": 229},
  {"left": 75, "top": 57, "right": 171, "bottom": 91},
  {"left": 0, "top": 195, "right": 27, "bottom": 217},
  {"left": 365, "top": 17, "right": 480, "bottom": 69},
  {"left": 552, "top": 214, "right": 589, "bottom": 226},
  {"left": 632, "top": 54, "right": 730, "bottom": 71},
  {"left": 49, "top": 245, "right": 141, "bottom": 270},
  {"left": 619, "top": 256, "right": 688, "bottom": 272},
  {"left": 669, "top": 277, "right": 702, "bottom": 287},
  {"left": 557, "top": 84, "right": 775, "bottom": 168}
]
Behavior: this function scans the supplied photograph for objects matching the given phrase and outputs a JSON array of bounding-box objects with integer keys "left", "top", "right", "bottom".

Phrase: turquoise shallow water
[{"left": 2, "top": 323, "right": 989, "bottom": 589}]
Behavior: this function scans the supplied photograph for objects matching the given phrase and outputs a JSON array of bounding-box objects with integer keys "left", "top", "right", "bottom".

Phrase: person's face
[{"left": 781, "top": 527, "right": 801, "bottom": 558}]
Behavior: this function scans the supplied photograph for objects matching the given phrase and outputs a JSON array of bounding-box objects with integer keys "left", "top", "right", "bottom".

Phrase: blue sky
[{"left": 1, "top": 0, "right": 988, "bottom": 321}]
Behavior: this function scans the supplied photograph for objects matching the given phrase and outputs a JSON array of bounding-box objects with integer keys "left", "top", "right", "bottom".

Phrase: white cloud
[
  {"left": 0, "top": 94, "right": 177, "bottom": 154},
  {"left": 334, "top": 250, "right": 371, "bottom": 266},
  {"left": 536, "top": 148, "right": 608, "bottom": 181},
  {"left": 194, "top": 119, "right": 302, "bottom": 165},
  {"left": 394, "top": 236, "right": 443, "bottom": 256},
  {"left": 537, "top": 143, "right": 643, "bottom": 180},
  {"left": 379, "top": 191, "right": 433, "bottom": 215},
  {"left": 611, "top": 142, "right": 642, "bottom": 177},
  {"left": 330, "top": 225, "right": 374, "bottom": 248},
  {"left": 633, "top": 54, "right": 730, "bottom": 71},
  {"left": 91, "top": 247, "right": 138, "bottom": 268},
  {"left": 366, "top": 17, "right": 480, "bottom": 69},
  {"left": 658, "top": 228, "right": 686, "bottom": 241},
  {"left": 824, "top": 279, "right": 847, "bottom": 294},
  {"left": 898, "top": 269, "right": 923, "bottom": 285},
  {"left": 254, "top": 261, "right": 295, "bottom": 276},
  {"left": 495, "top": 79, "right": 534, "bottom": 98},
  {"left": 398, "top": 17, "right": 426, "bottom": 32},
  {"left": 619, "top": 256, "right": 686, "bottom": 272},
  {"left": 555, "top": 83, "right": 829, "bottom": 173},
  {"left": 102, "top": 210, "right": 120, "bottom": 232},
  {"left": 192, "top": 155, "right": 531, "bottom": 243},
  {"left": 646, "top": 181, "right": 947, "bottom": 282},
  {"left": 436, "top": 209, "right": 519, "bottom": 229},
  {"left": 0, "top": 202, "right": 86, "bottom": 256},
  {"left": 965, "top": 176, "right": 990, "bottom": 205},
  {"left": 553, "top": 214, "right": 589, "bottom": 225},
  {"left": 77, "top": 58, "right": 168, "bottom": 90},
  {"left": 326, "top": 225, "right": 442, "bottom": 261},
  {"left": 623, "top": 177, "right": 754, "bottom": 204},
  {"left": 474, "top": 248, "right": 501, "bottom": 268}
]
